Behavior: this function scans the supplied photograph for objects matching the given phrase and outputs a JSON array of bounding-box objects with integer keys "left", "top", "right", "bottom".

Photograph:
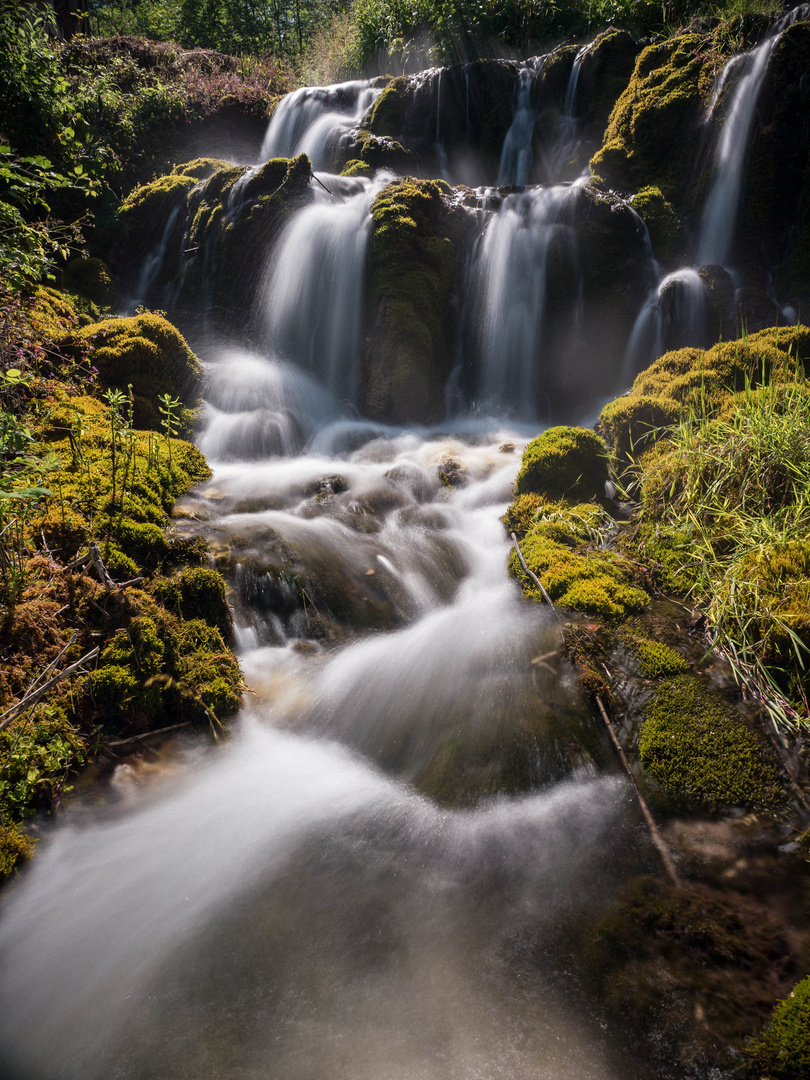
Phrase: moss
[
  {"left": 509, "top": 527, "right": 648, "bottom": 619},
  {"left": 639, "top": 675, "right": 782, "bottom": 809},
  {"left": 173, "top": 619, "right": 243, "bottom": 719},
  {"left": 590, "top": 34, "right": 715, "bottom": 207},
  {"left": 585, "top": 876, "right": 799, "bottom": 1075},
  {"left": 713, "top": 540, "right": 810, "bottom": 672},
  {"left": 362, "top": 178, "right": 456, "bottom": 423},
  {"left": 340, "top": 158, "right": 372, "bottom": 177},
  {"left": 599, "top": 326, "right": 810, "bottom": 464},
  {"left": 122, "top": 171, "right": 199, "bottom": 218},
  {"left": 27, "top": 286, "right": 79, "bottom": 339},
  {"left": 365, "top": 76, "right": 411, "bottom": 135},
  {"left": 620, "top": 627, "right": 687, "bottom": 677},
  {"left": 630, "top": 185, "right": 686, "bottom": 267},
  {"left": 73, "top": 314, "right": 202, "bottom": 433},
  {"left": 152, "top": 566, "right": 233, "bottom": 643},
  {"left": 746, "top": 975, "right": 810, "bottom": 1080},
  {"left": 63, "top": 257, "right": 114, "bottom": 305},
  {"left": 172, "top": 157, "right": 233, "bottom": 180},
  {"left": 502, "top": 491, "right": 547, "bottom": 539},
  {"left": 0, "top": 822, "right": 36, "bottom": 880},
  {"left": 514, "top": 426, "right": 609, "bottom": 502}
]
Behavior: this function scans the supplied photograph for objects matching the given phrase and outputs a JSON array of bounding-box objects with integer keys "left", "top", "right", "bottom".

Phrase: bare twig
[
  {"left": 0, "top": 647, "right": 100, "bottom": 733},
  {"left": 88, "top": 541, "right": 114, "bottom": 593},
  {"left": 595, "top": 694, "right": 681, "bottom": 887},
  {"left": 107, "top": 721, "right": 191, "bottom": 747},
  {"left": 511, "top": 532, "right": 563, "bottom": 623}
]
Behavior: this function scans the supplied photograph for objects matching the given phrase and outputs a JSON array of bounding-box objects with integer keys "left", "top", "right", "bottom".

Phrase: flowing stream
[{"left": 2, "top": 12, "right": 806, "bottom": 1073}]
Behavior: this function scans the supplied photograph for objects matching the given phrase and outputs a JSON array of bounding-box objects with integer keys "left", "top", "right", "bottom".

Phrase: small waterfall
[
  {"left": 257, "top": 173, "right": 389, "bottom": 400},
  {"left": 259, "top": 80, "right": 381, "bottom": 170},
  {"left": 545, "top": 45, "right": 589, "bottom": 182},
  {"left": 467, "top": 183, "right": 583, "bottom": 418},
  {"left": 622, "top": 268, "right": 708, "bottom": 384},
  {"left": 127, "top": 206, "right": 180, "bottom": 314},
  {"left": 497, "top": 61, "right": 543, "bottom": 187},
  {"left": 698, "top": 4, "right": 810, "bottom": 266}
]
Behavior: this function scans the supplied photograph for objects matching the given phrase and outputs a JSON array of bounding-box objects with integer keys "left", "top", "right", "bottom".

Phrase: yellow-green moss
[
  {"left": 509, "top": 528, "right": 648, "bottom": 619},
  {"left": 0, "top": 822, "right": 35, "bottom": 880},
  {"left": 746, "top": 975, "right": 810, "bottom": 1079},
  {"left": 152, "top": 566, "right": 233, "bottom": 642},
  {"left": 630, "top": 185, "right": 685, "bottom": 267},
  {"left": 591, "top": 34, "right": 715, "bottom": 205},
  {"left": 73, "top": 314, "right": 202, "bottom": 433},
  {"left": 514, "top": 426, "right": 609, "bottom": 502},
  {"left": 122, "top": 171, "right": 198, "bottom": 217},
  {"left": 172, "top": 157, "right": 233, "bottom": 180},
  {"left": 27, "top": 286, "right": 79, "bottom": 340},
  {"left": 639, "top": 675, "right": 782, "bottom": 808},
  {"left": 63, "top": 257, "right": 114, "bottom": 305},
  {"left": 620, "top": 627, "right": 687, "bottom": 677},
  {"left": 366, "top": 76, "right": 410, "bottom": 135},
  {"left": 502, "top": 491, "right": 547, "bottom": 539},
  {"left": 340, "top": 158, "right": 372, "bottom": 177}
]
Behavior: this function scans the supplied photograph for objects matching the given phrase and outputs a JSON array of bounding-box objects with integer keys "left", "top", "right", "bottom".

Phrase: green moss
[
  {"left": 585, "top": 876, "right": 799, "bottom": 1073},
  {"left": 639, "top": 675, "right": 782, "bottom": 809},
  {"left": 27, "top": 285, "right": 79, "bottom": 339},
  {"left": 621, "top": 628, "right": 687, "bottom": 677},
  {"left": 591, "top": 34, "right": 715, "bottom": 206},
  {"left": 172, "top": 157, "right": 233, "bottom": 180},
  {"left": 502, "top": 491, "right": 547, "bottom": 539},
  {"left": 630, "top": 185, "right": 686, "bottom": 267},
  {"left": 173, "top": 619, "right": 243, "bottom": 719},
  {"left": 509, "top": 527, "right": 648, "bottom": 619},
  {"left": 362, "top": 178, "right": 456, "bottom": 423},
  {"left": 746, "top": 975, "right": 810, "bottom": 1079},
  {"left": 64, "top": 257, "right": 114, "bottom": 305},
  {"left": 366, "top": 76, "right": 410, "bottom": 135},
  {"left": 152, "top": 566, "right": 233, "bottom": 642},
  {"left": 122, "top": 171, "right": 198, "bottom": 218},
  {"left": 0, "top": 822, "right": 36, "bottom": 880},
  {"left": 514, "top": 426, "right": 608, "bottom": 502},
  {"left": 340, "top": 158, "right": 372, "bottom": 177},
  {"left": 74, "top": 314, "right": 202, "bottom": 433}
]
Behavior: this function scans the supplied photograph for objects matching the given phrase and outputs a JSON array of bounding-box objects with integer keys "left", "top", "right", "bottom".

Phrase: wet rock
[
  {"left": 304, "top": 474, "right": 349, "bottom": 499},
  {"left": 698, "top": 263, "right": 736, "bottom": 340},
  {"left": 437, "top": 457, "right": 467, "bottom": 487}
]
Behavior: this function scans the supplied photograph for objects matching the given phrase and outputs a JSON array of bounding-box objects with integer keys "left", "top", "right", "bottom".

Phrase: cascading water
[
  {"left": 622, "top": 268, "right": 709, "bottom": 384},
  {"left": 497, "top": 60, "right": 543, "bottom": 186},
  {"left": 259, "top": 79, "right": 381, "bottom": 170},
  {"left": 465, "top": 183, "right": 584, "bottom": 418},
  {"left": 257, "top": 172, "right": 389, "bottom": 399},
  {"left": 698, "top": 3, "right": 810, "bottom": 266}
]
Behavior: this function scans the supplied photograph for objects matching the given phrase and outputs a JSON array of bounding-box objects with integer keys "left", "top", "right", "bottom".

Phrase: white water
[
  {"left": 622, "top": 267, "right": 708, "bottom": 383},
  {"left": 259, "top": 79, "right": 381, "bottom": 170},
  {"left": 257, "top": 172, "right": 391, "bottom": 399},
  {"left": 466, "top": 183, "right": 583, "bottom": 417},
  {"left": 698, "top": 4, "right": 810, "bottom": 266},
  {"left": 497, "top": 61, "right": 543, "bottom": 186},
  {"left": 0, "top": 322, "right": 639, "bottom": 1077}
]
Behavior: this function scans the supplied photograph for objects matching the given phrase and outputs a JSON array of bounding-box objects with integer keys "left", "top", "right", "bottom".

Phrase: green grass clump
[
  {"left": 514, "top": 426, "right": 609, "bottom": 502},
  {"left": 639, "top": 675, "right": 782, "bottom": 808},
  {"left": 746, "top": 976, "right": 810, "bottom": 1079}
]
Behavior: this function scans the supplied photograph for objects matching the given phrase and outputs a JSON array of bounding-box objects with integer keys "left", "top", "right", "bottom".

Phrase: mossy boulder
[
  {"left": 639, "top": 675, "right": 782, "bottom": 809},
  {"left": 73, "top": 314, "right": 203, "bottom": 433},
  {"left": 746, "top": 975, "right": 810, "bottom": 1080},
  {"left": 591, "top": 34, "right": 715, "bottom": 207},
  {"left": 64, "top": 257, "right": 114, "bottom": 305},
  {"left": 27, "top": 286, "right": 80, "bottom": 340},
  {"left": 152, "top": 566, "right": 233, "bottom": 643},
  {"left": 514, "top": 426, "right": 608, "bottom": 501},
  {"left": 630, "top": 185, "right": 686, "bottom": 267},
  {"left": 361, "top": 178, "right": 457, "bottom": 423},
  {"left": 584, "top": 876, "right": 800, "bottom": 1079}
]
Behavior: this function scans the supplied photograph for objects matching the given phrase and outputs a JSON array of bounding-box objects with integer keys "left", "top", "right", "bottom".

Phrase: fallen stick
[
  {"left": 510, "top": 532, "right": 562, "bottom": 623},
  {"left": 108, "top": 721, "right": 191, "bottom": 747},
  {"left": 595, "top": 694, "right": 681, "bottom": 887},
  {"left": 0, "top": 647, "right": 100, "bottom": 733}
]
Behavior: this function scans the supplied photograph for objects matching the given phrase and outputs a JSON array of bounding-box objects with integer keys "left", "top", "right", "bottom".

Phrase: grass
[{"left": 633, "top": 367, "right": 810, "bottom": 730}]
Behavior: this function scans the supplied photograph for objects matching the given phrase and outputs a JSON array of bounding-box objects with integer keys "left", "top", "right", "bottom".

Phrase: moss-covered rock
[
  {"left": 73, "top": 314, "right": 202, "bottom": 433},
  {"left": 514, "top": 426, "right": 608, "bottom": 501},
  {"left": 639, "top": 675, "right": 782, "bottom": 809},
  {"left": 0, "top": 822, "right": 36, "bottom": 881},
  {"left": 584, "top": 876, "right": 800, "bottom": 1079},
  {"left": 591, "top": 34, "right": 715, "bottom": 207},
  {"left": 630, "top": 185, "right": 686, "bottom": 267},
  {"left": 152, "top": 566, "right": 233, "bottom": 643},
  {"left": 361, "top": 178, "right": 457, "bottom": 423},
  {"left": 620, "top": 627, "right": 688, "bottom": 678},
  {"left": 64, "top": 257, "right": 114, "bottom": 305},
  {"left": 746, "top": 975, "right": 810, "bottom": 1080}
]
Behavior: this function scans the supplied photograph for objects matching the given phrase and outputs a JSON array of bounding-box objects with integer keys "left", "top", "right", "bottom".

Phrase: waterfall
[
  {"left": 698, "top": 4, "right": 810, "bottom": 266},
  {"left": 622, "top": 268, "right": 708, "bottom": 385},
  {"left": 127, "top": 205, "right": 180, "bottom": 314},
  {"left": 497, "top": 60, "right": 543, "bottom": 187},
  {"left": 257, "top": 173, "right": 389, "bottom": 400},
  {"left": 467, "top": 184, "right": 583, "bottom": 418},
  {"left": 259, "top": 79, "right": 381, "bottom": 170}
]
